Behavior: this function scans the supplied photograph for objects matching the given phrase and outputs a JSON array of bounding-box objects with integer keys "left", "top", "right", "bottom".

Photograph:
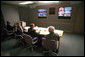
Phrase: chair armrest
[
  {"left": 17, "top": 35, "right": 23, "bottom": 39},
  {"left": 32, "top": 37, "right": 38, "bottom": 44},
  {"left": 32, "top": 37, "right": 38, "bottom": 41},
  {"left": 42, "top": 38, "right": 46, "bottom": 40},
  {"left": 32, "top": 40, "right": 38, "bottom": 44}
]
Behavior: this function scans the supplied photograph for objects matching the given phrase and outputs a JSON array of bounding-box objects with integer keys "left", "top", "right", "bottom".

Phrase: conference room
[{"left": 1, "top": 1, "right": 84, "bottom": 56}]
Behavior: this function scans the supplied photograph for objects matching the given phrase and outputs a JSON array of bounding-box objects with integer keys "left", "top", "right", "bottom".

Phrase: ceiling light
[
  {"left": 39, "top": 1, "right": 59, "bottom": 4},
  {"left": 19, "top": 1, "right": 34, "bottom": 4}
]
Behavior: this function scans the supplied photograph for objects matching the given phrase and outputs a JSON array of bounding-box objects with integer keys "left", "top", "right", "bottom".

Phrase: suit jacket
[
  {"left": 17, "top": 26, "right": 24, "bottom": 35},
  {"left": 7, "top": 24, "right": 13, "bottom": 31},
  {"left": 28, "top": 27, "right": 42, "bottom": 47},
  {"left": 28, "top": 28, "right": 39, "bottom": 38}
]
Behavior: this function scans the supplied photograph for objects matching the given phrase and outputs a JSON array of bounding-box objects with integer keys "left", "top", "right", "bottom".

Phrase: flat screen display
[
  {"left": 64, "top": 7, "right": 72, "bottom": 17},
  {"left": 38, "top": 9, "right": 47, "bottom": 18},
  {"left": 58, "top": 7, "right": 64, "bottom": 16},
  {"left": 58, "top": 7, "right": 72, "bottom": 19}
]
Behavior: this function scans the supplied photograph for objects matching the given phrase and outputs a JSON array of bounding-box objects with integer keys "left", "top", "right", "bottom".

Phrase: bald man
[{"left": 46, "top": 26, "right": 60, "bottom": 53}]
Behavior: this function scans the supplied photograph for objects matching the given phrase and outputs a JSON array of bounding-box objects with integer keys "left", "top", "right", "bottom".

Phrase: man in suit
[
  {"left": 28, "top": 23, "right": 38, "bottom": 37},
  {"left": 13, "top": 22, "right": 28, "bottom": 47},
  {"left": 7, "top": 21, "right": 13, "bottom": 31},
  {"left": 28, "top": 23, "right": 42, "bottom": 47},
  {"left": 16, "top": 22, "right": 24, "bottom": 35}
]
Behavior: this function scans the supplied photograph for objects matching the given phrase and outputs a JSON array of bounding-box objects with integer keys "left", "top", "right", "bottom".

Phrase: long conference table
[
  {"left": 24, "top": 26, "right": 64, "bottom": 37},
  {"left": 24, "top": 26, "right": 64, "bottom": 48}
]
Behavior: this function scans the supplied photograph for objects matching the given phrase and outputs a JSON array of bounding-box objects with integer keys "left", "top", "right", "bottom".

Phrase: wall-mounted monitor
[
  {"left": 58, "top": 7, "right": 72, "bottom": 19},
  {"left": 38, "top": 9, "right": 47, "bottom": 18}
]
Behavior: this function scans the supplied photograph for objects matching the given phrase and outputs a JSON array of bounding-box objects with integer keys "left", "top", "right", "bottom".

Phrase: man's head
[
  {"left": 7, "top": 21, "right": 10, "bottom": 25},
  {"left": 30, "top": 23, "right": 35, "bottom": 28},
  {"left": 17, "top": 22, "right": 21, "bottom": 26},
  {"left": 48, "top": 26, "right": 55, "bottom": 33}
]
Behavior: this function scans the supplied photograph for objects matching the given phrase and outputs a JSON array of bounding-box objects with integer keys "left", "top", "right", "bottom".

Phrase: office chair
[
  {"left": 42, "top": 38, "right": 58, "bottom": 56},
  {"left": 15, "top": 35, "right": 25, "bottom": 47},
  {"left": 23, "top": 34, "right": 38, "bottom": 51}
]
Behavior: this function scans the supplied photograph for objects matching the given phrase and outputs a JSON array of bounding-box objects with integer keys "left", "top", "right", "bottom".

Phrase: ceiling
[{"left": 1, "top": 1, "right": 83, "bottom": 7}]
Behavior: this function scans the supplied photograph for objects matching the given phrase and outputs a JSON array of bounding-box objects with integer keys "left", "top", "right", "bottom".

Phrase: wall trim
[{"left": 31, "top": 21, "right": 72, "bottom": 25}]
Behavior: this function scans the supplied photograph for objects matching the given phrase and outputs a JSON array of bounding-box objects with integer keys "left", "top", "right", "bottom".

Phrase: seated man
[
  {"left": 16, "top": 22, "right": 24, "bottom": 35},
  {"left": 13, "top": 22, "right": 26, "bottom": 40},
  {"left": 14, "top": 22, "right": 26, "bottom": 45},
  {"left": 6, "top": 21, "right": 13, "bottom": 31},
  {"left": 1, "top": 26, "right": 15, "bottom": 41},
  {"left": 28, "top": 23, "right": 38, "bottom": 37},
  {"left": 45, "top": 26, "right": 60, "bottom": 53},
  {"left": 28, "top": 23, "right": 42, "bottom": 47}
]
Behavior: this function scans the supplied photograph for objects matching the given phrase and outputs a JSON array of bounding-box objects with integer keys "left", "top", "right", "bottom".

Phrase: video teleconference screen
[
  {"left": 58, "top": 7, "right": 72, "bottom": 19},
  {"left": 38, "top": 9, "right": 47, "bottom": 18}
]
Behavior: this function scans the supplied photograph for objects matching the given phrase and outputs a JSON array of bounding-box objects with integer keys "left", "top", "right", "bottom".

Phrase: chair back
[
  {"left": 23, "top": 34, "right": 38, "bottom": 45},
  {"left": 24, "top": 34, "right": 33, "bottom": 45},
  {"left": 42, "top": 38, "right": 57, "bottom": 51}
]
